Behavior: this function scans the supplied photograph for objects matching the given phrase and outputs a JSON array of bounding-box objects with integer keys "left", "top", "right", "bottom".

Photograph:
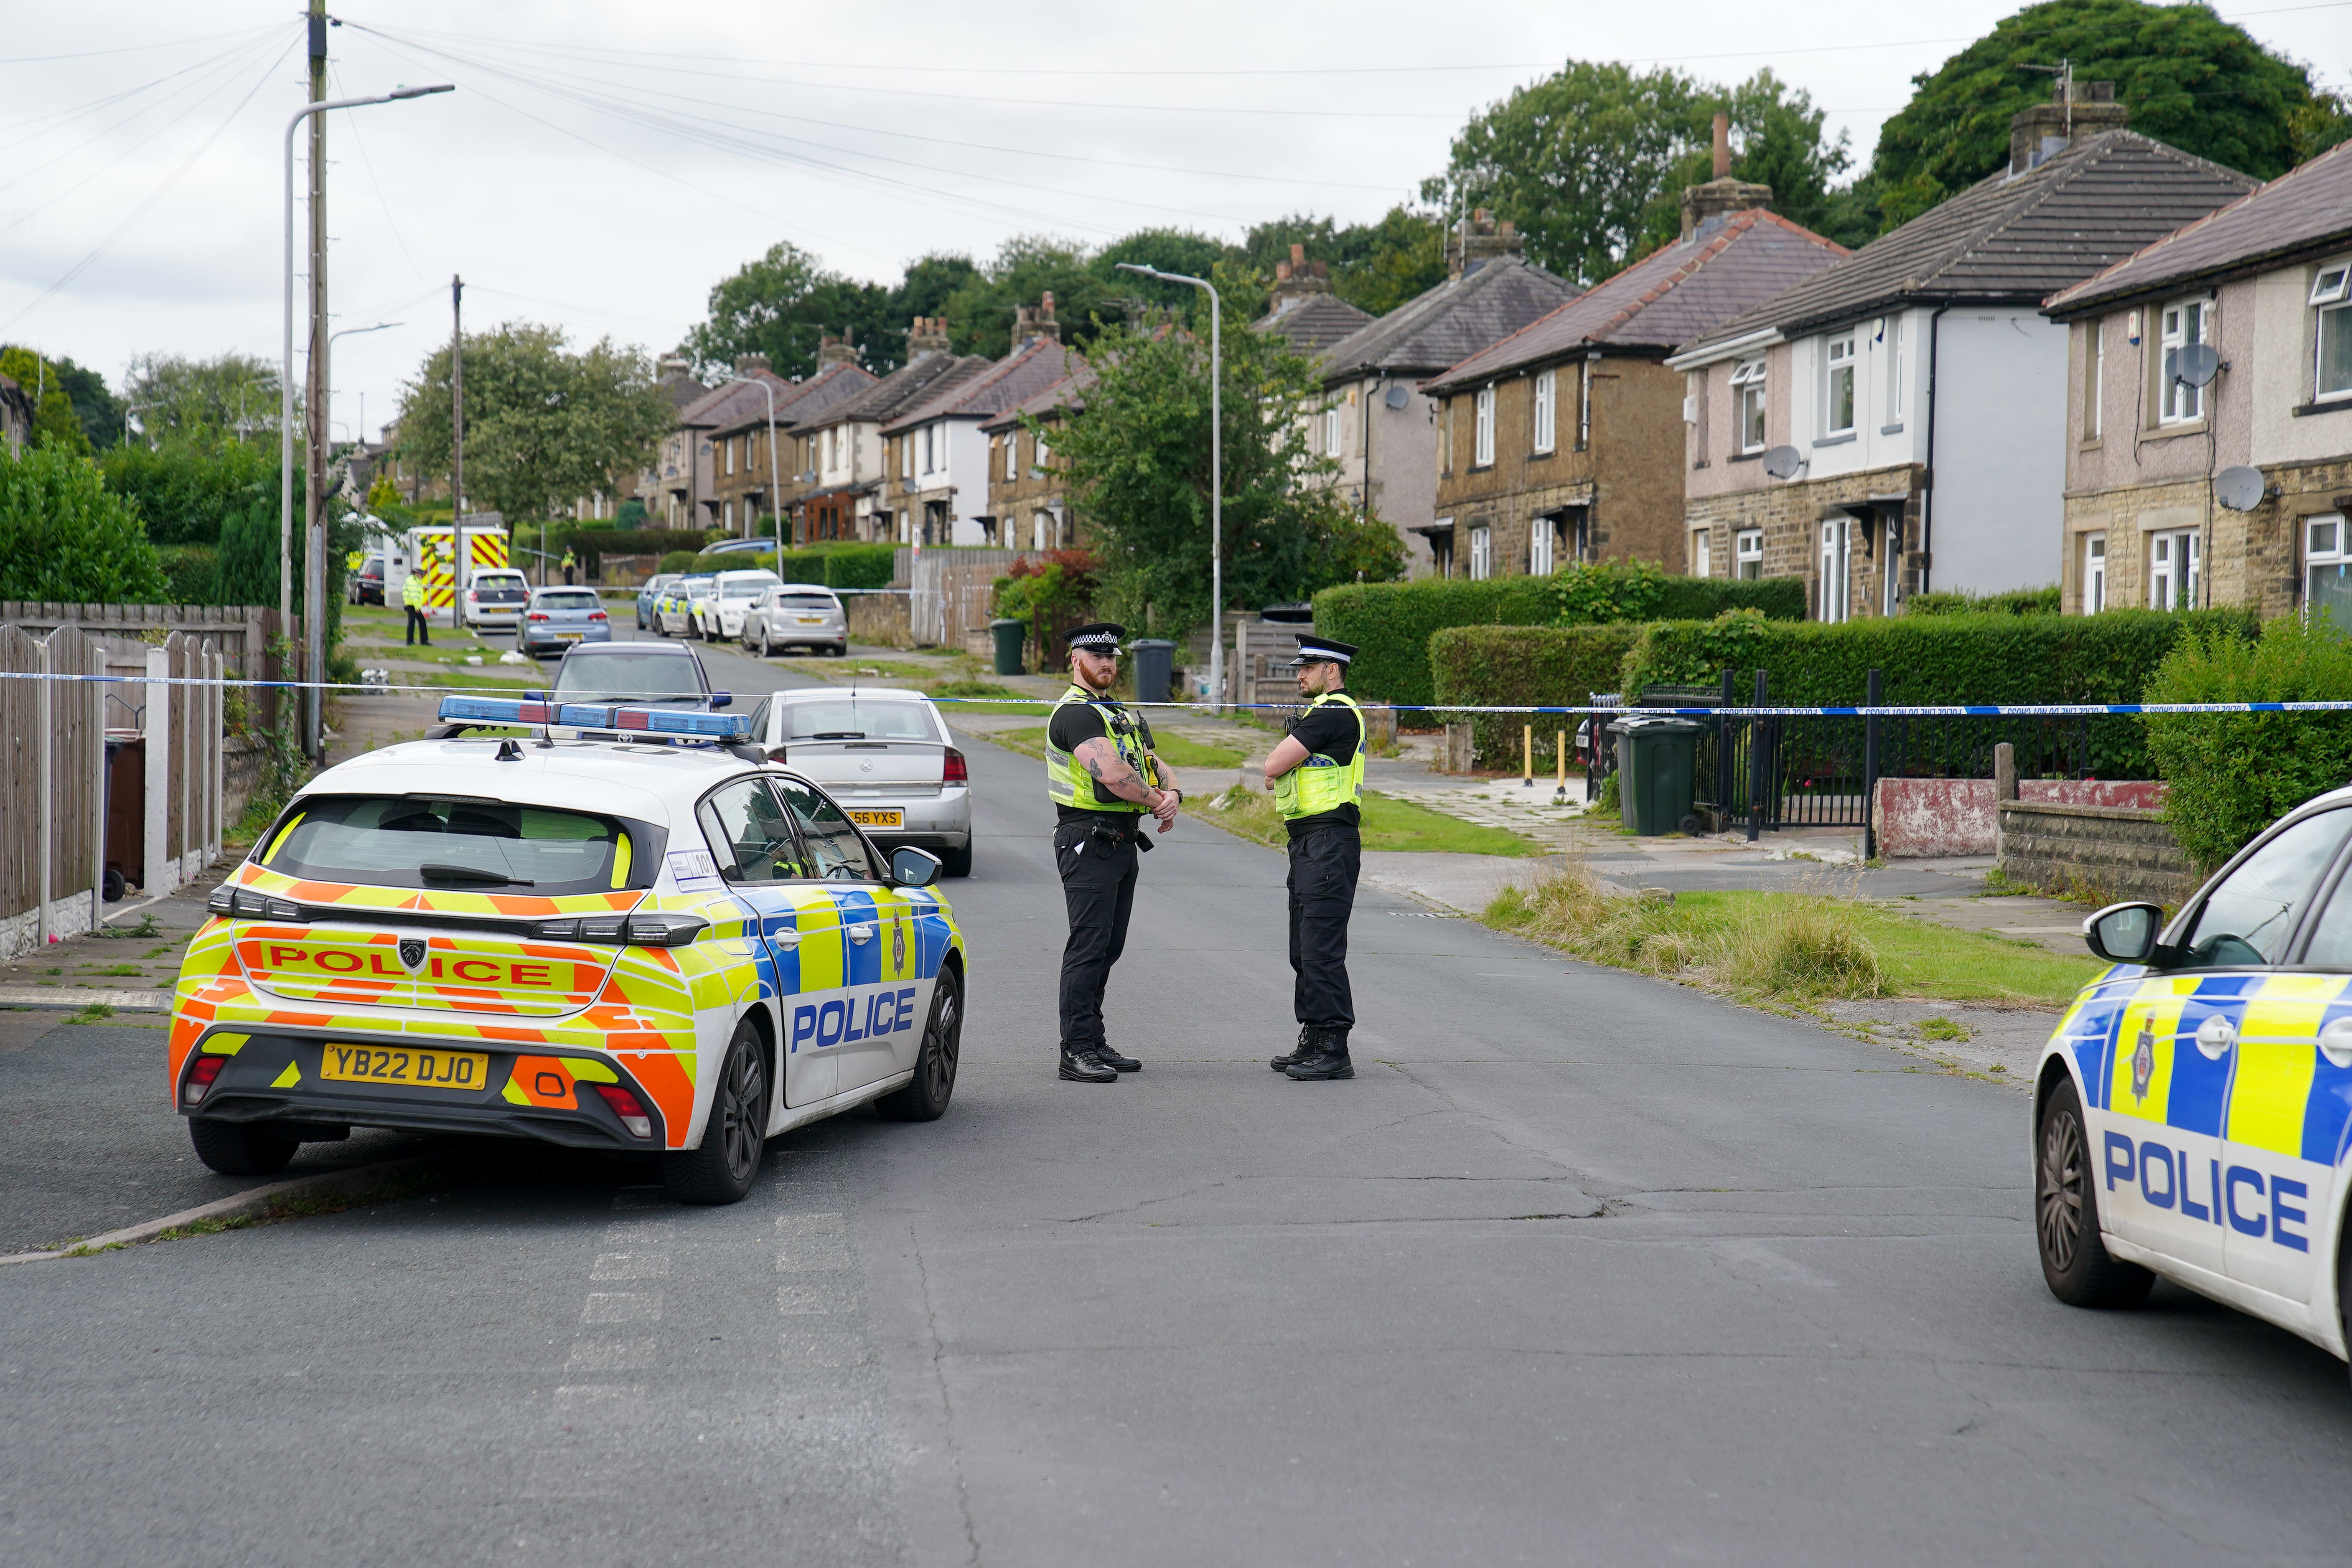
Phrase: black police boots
[
  {"left": 1059, "top": 1047, "right": 1119, "bottom": 1083},
  {"left": 1269, "top": 1025, "right": 1312, "bottom": 1072},
  {"left": 1285, "top": 1028, "right": 1353, "bottom": 1081},
  {"left": 1092, "top": 1045, "right": 1141, "bottom": 1072}
]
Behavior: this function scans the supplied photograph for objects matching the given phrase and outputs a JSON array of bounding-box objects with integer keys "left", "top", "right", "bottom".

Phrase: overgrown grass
[
  {"left": 1484, "top": 868, "right": 2105, "bottom": 1007},
  {"left": 1205, "top": 785, "right": 1541, "bottom": 856}
]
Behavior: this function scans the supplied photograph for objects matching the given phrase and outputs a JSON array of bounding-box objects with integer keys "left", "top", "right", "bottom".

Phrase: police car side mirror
[
  {"left": 710, "top": 691, "right": 732, "bottom": 709},
  {"left": 889, "top": 846, "right": 941, "bottom": 887},
  {"left": 2084, "top": 901, "right": 2163, "bottom": 965}
]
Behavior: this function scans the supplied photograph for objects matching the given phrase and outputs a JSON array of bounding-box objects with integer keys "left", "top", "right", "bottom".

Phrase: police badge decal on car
[
  {"left": 399, "top": 937, "right": 429, "bottom": 972},
  {"left": 2131, "top": 1022, "right": 2156, "bottom": 1103}
]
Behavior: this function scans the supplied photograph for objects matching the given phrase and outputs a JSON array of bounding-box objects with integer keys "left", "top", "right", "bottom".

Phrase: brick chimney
[
  {"left": 1447, "top": 211, "right": 1526, "bottom": 278},
  {"left": 734, "top": 352, "right": 773, "bottom": 377},
  {"left": 1679, "top": 113, "right": 1773, "bottom": 240},
  {"left": 1266, "top": 241, "right": 1337, "bottom": 316},
  {"left": 2010, "top": 80, "right": 2126, "bottom": 175},
  {"left": 816, "top": 334, "right": 859, "bottom": 368},
  {"left": 1014, "top": 291, "right": 1063, "bottom": 344},
  {"left": 907, "top": 316, "right": 951, "bottom": 356}
]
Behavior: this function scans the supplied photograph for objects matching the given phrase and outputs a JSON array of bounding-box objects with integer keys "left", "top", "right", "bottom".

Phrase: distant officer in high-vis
[
  {"left": 1263, "top": 634, "right": 1364, "bottom": 1081},
  {"left": 1045, "top": 623, "right": 1182, "bottom": 1083},
  {"left": 401, "top": 562, "right": 431, "bottom": 647}
]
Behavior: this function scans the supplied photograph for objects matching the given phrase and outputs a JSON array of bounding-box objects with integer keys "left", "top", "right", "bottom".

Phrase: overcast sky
[{"left": 0, "top": 0, "right": 2342, "bottom": 449}]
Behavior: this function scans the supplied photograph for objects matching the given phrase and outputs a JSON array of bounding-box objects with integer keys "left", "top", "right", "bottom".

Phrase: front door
[
  {"left": 774, "top": 778, "right": 932, "bottom": 1094},
  {"left": 696, "top": 777, "right": 837, "bottom": 1110}
]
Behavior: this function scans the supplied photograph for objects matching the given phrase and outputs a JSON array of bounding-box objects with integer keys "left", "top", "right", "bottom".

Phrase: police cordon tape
[{"left": 0, "top": 666, "right": 2346, "bottom": 718}]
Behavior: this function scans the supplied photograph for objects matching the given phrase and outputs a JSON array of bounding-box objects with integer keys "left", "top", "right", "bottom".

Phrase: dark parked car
[{"left": 348, "top": 554, "right": 386, "bottom": 606}]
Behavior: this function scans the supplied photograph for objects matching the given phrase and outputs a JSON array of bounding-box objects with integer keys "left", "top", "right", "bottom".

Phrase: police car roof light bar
[{"left": 436, "top": 695, "right": 754, "bottom": 742}]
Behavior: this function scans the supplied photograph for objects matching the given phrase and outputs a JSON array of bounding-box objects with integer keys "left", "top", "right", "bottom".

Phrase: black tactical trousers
[
  {"left": 404, "top": 605, "right": 431, "bottom": 645},
  {"left": 1054, "top": 819, "right": 1139, "bottom": 1052},
  {"left": 1287, "top": 823, "right": 1360, "bottom": 1031}
]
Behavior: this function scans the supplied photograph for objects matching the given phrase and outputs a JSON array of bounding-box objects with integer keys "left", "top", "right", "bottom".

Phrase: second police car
[
  {"left": 2038, "top": 787, "right": 2352, "bottom": 1379},
  {"left": 168, "top": 696, "right": 966, "bottom": 1205}
]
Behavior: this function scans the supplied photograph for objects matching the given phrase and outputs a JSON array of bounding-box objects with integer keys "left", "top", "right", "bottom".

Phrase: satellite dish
[
  {"left": 2215, "top": 465, "right": 2266, "bottom": 512},
  {"left": 2175, "top": 343, "right": 2222, "bottom": 388},
  {"left": 1383, "top": 384, "right": 1412, "bottom": 411},
  {"left": 1762, "top": 445, "right": 1806, "bottom": 480}
]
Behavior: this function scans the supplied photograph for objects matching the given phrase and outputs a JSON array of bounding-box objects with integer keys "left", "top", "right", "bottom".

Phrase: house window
[
  {"left": 2150, "top": 527, "right": 2199, "bottom": 610},
  {"left": 2314, "top": 263, "right": 2352, "bottom": 402},
  {"left": 1529, "top": 514, "right": 1554, "bottom": 576},
  {"left": 1036, "top": 435, "right": 1051, "bottom": 465},
  {"left": 1001, "top": 435, "right": 1015, "bottom": 480},
  {"left": 1736, "top": 529, "right": 1763, "bottom": 579},
  {"left": 898, "top": 434, "right": 910, "bottom": 479},
  {"left": 1731, "top": 358, "right": 1766, "bottom": 453},
  {"left": 2083, "top": 533, "right": 2107, "bottom": 613},
  {"left": 1473, "top": 388, "right": 1495, "bottom": 467},
  {"left": 1825, "top": 331, "right": 1856, "bottom": 436},
  {"left": 1468, "top": 523, "right": 1492, "bottom": 580},
  {"left": 1576, "top": 360, "right": 1592, "bottom": 450},
  {"left": 1819, "top": 518, "right": 1852, "bottom": 623},
  {"left": 1691, "top": 529, "right": 1712, "bottom": 577},
  {"left": 1885, "top": 315, "right": 1906, "bottom": 425},
  {"left": 2159, "top": 300, "right": 2207, "bottom": 425},
  {"left": 1324, "top": 400, "right": 1343, "bottom": 456},
  {"left": 2085, "top": 321, "right": 2104, "bottom": 439},
  {"left": 1532, "top": 369, "right": 1556, "bottom": 454},
  {"left": 2306, "top": 513, "right": 2351, "bottom": 622},
  {"left": 723, "top": 440, "right": 734, "bottom": 477}
]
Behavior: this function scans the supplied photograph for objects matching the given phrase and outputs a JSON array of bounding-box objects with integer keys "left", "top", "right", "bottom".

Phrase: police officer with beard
[
  {"left": 1044, "top": 624, "right": 1180, "bottom": 1083},
  {"left": 1262, "top": 634, "right": 1364, "bottom": 1081}
]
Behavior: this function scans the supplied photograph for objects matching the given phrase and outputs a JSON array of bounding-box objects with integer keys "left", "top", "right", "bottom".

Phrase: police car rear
[{"left": 2035, "top": 789, "right": 2352, "bottom": 1379}]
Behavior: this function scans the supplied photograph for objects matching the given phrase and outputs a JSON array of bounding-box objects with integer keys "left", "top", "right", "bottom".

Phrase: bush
[
  {"left": 2143, "top": 614, "right": 2352, "bottom": 871},
  {"left": 1313, "top": 571, "right": 1802, "bottom": 707},
  {"left": 822, "top": 543, "right": 895, "bottom": 590},
  {"left": 157, "top": 544, "right": 218, "bottom": 606},
  {"left": 1907, "top": 585, "right": 2062, "bottom": 616},
  {"left": 0, "top": 444, "right": 167, "bottom": 602},
  {"left": 97, "top": 440, "right": 276, "bottom": 546},
  {"left": 1430, "top": 623, "right": 1641, "bottom": 769},
  {"left": 1620, "top": 606, "right": 2264, "bottom": 780},
  {"left": 614, "top": 498, "right": 647, "bottom": 528},
  {"left": 657, "top": 549, "right": 701, "bottom": 574}
]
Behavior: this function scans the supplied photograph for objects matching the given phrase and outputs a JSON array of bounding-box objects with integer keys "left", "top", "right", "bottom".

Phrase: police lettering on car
[{"left": 1261, "top": 633, "right": 1365, "bottom": 1081}]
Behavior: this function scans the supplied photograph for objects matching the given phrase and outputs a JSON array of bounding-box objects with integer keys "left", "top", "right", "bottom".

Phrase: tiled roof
[
  {"left": 2046, "top": 137, "right": 2352, "bottom": 315},
  {"left": 656, "top": 366, "right": 709, "bottom": 415},
  {"left": 799, "top": 350, "right": 992, "bottom": 430},
  {"left": 676, "top": 368, "right": 797, "bottom": 429},
  {"left": 1676, "top": 131, "right": 2258, "bottom": 358},
  {"left": 1253, "top": 292, "right": 1374, "bottom": 354},
  {"left": 1425, "top": 210, "right": 1846, "bottom": 391},
  {"left": 882, "top": 338, "right": 1081, "bottom": 435},
  {"left": 979, "top": 363, "right": 1097, "bottom": 434},
  {"left": 1316, "top": 257, "right": 1579, "bottom": 382},
  {"left": 708, "top": 360, "right": 877, "bottom": 438}
]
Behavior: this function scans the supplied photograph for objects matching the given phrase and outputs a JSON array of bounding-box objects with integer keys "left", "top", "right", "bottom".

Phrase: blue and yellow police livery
[{"left": 2036, "top": 790, "right": 2352, "bottom": 1372}]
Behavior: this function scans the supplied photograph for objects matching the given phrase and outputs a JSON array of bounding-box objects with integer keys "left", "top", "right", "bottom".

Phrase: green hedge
[
  {"left": 156, "top": 544, "right": 218, "bottom": 607},
  {"left": 1907, "top": 585, "right": 2062, "bottom": 616},
  {"left": 1313, "top": 571, "right": 1805, "bottom": 708},
  {"left": 1431, "top": 623, "right": 1641, "bottom": 769}
]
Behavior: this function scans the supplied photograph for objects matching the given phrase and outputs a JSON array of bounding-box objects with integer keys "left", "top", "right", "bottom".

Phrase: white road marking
[
  {"left": 581, "top": 1291, "right": 663, "bottom": 1323},
  {"left": 591, "top": 1252, "right": 670, "bottom": 1280}
]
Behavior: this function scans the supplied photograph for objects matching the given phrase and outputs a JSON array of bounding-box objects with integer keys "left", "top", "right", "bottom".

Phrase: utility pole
[
  {"left": 302, "top": 0, "right": 330, "bottom": 762},
  {"left": 451, "top": 273, "right": 464, "bottom": 544}
]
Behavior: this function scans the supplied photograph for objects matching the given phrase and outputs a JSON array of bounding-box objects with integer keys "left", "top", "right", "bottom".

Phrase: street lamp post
[
  {"left": 281, "top": 83, "right": 450, "bottom": 760},
  {"left": 725, "top": 376, "right": 784, "bottom": 562},
  {"left": 1114, "top": 263, "right": 1220, "bottom": 712}
]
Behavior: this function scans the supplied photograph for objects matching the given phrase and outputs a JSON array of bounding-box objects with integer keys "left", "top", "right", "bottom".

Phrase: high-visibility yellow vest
[
  {"left": 402, "top": 572, "right": 425, "bottom": 608},
  {"left": 1275, "top": 691, "right": 1365, "bottom": 821},
  {"left": 1045, "top": 684, "right": 1160, "bottom": 813}
]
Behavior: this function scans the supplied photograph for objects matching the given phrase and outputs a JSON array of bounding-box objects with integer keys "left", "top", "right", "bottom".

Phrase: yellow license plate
[
  {"left": 845, "top": 809, "right": 903, "bottom": 828},
  {"left": 795, "top": 616, "right": 824, "bottom": 624},
  {"left": 319, "top": 1044, "right": 491, "bottom": 1090},
  {"left": 557, "top": 630, "right": 584, "bottom": 640}
]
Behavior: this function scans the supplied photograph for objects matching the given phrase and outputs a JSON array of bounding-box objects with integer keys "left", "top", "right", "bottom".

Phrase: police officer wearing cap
[
  {"left": 1044, "top": 623, "right": 1181, "bottom": 1083},
  {"left": 1262, "top": 633, "right": 1365, "bottom": 1080}
]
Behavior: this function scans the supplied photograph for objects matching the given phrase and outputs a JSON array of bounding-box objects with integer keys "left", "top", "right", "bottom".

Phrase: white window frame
[
  {"left": 1818, "top": 518, "right": 1852, "bottom": 623},
  {"left": 2305, "top": 513, "right": 2348, "bottom": 619},
  {"left": 2159, "top": 299, "right": 2207, "bottom": 425},
  {"left": 2086, "top": 321, "right": 2104, "bottom": 440},
  {"left": 1885, "top": 315, "right": 1906, "bottom": 425},
  {"left": 1036, "top": 434, "right": 1051, "bottom": 465},
  {"left": 1824, "top": 331, "right": 1856, "bottom": 437},
  {"left": 1529, "top": 515, "right": 1554, "bottom": 576},
  {"left": 1468, "top": 523, "right": 1492, "bottom": 580},
  {"left": 1532, "top": 369, "right": 1556, "bottom": 454},
  {"left": 2083, "top": 532, "right": 2107, "bottom": 613},
  {"left": 898, "top": 432, "right": 910, "bottom": 480},
  {"left": 2314, "top": 262, "right": 2352, "bottom": 404},
  {"left": 1576, "top": 359, "right": 1592, "bottom": 451},
  {"left": 1473, "top": 387, "right": 1495, "bottom": 467},
  {"left": 723, "top": 438, "right": 735, "bottom": 476},
  {"left": 1323, "top": 400, "right": 1343, "bottom": 457},
  {"left": 1730, "top": 358, "right": 1767, "bottom": 453},
  {"left": 1002, "top": 433, "right": 1017, "bottom": 480},
  {"left": 2150, "top": 527, "right": 2200, "bottom": 610},
  {"left": 1691, "top": 529, "right": 1712, "bottom": 578},
  {"left": 1735, "top": 529, "right": 1763, "bottom": 580}
]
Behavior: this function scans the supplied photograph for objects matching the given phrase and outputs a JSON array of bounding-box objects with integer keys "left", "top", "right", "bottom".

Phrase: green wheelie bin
[{"left": 1609, "top": 715, "right": 1705, "bottom": 836}]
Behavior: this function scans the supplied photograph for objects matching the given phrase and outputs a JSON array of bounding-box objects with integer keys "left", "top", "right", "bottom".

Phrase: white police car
[
  {"left": 170, "top": 696, "right": 966, "bottom": 1205},
  {"left": 2037, "top": 789, "right": 2352, "bottom": 1377}
]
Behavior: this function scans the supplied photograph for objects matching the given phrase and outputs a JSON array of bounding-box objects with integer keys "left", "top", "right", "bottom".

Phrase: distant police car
[
  {"left": 170, "top": 696, "right": 966, "bottom": 1205},
  {"left": 2037, "top": 789, "right": 2352, "bottom": 1377}
]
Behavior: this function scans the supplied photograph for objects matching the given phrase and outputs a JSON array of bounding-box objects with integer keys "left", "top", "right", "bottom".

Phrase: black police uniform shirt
[
  {"left": 1049, "top": 694, "right": 1160, "bottom": 827},
  {"left": 1283, "top": 686, "right": 1362, "bottom": 839}
]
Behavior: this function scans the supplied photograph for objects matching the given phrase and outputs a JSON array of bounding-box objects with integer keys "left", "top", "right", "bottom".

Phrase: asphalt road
[{"left": 4, "top": 635, "right": 2350, "bottom": 1565}]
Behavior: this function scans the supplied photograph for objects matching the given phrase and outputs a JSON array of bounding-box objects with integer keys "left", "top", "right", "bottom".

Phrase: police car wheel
[
  {"left": 659, "top": 1019, "right": 768, "bottom": 1205},
  {"left": 2037, "top": 1078, "right": 2154, "bottom": 1308},
  {"left": 877, "top": 969, "right": 961, "bottom": 1123},
  {"left": 187, "top": 1116, "right": 299, "bottom": 1177}
]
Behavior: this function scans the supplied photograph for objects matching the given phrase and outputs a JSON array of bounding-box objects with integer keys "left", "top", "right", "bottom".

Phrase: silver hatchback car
[
  {"left": 517, "top": 585, "right": 612, "bottom": 656},
  {"left": 742, "top": 583, "right": 849, "bottom": 658},
  {"left": 750, "top": 687, "right": 970, "bottom": 875}
]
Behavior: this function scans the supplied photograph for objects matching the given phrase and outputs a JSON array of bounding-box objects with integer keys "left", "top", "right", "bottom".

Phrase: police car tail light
[
  {"left": 209, "top": 885, "right": 299, "bottom": 920},
  {"left": 943, "top": 747, "right": 968, "bottom": 784},
  {"left": 593, "top": 1085, "right": 653, "bottom": 1139},
  {"left": 624, "top": 912, "right": 706, "bottom": 947},
  {"left": 184, "top": 1055, "right": 227, "bottom": 1105}
]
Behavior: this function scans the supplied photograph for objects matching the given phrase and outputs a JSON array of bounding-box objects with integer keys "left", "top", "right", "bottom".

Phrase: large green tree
[
  {"left": 0, "top": 347, "right": 121, "bottom": 450},
  {"left": 0, "top": 346, "right": 94, "bottom": 453},
  {"left": 391, "top": 324, "right": 672, "bottom": 526},
  {"left": 1640, "top": 71, "right": 1854, "bottom": 251},
  {"left": 1864, "top": 0, "right": 2351, "bottom": 234},
  {"left": 1048, "top": 276, "right": 1404, "bottom": 638},
  {"left": 97, "top": 439, "right": 277, "bottom": 546},
  {"left": 0, "top": 443, "right": 166, "bottom": 602},
  {"left": 120, "top": 351, "right": 283, "bottom": 446},
  {"left": 687, "top": 241, "right": 893, "bottom": 381},
  {"left": 1242, "top": 207, "right": 1448, "bottom": 316}
]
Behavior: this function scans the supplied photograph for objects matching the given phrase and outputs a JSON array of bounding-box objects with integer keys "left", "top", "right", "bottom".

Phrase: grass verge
[
  {"left": 1204, "top": 785, "right": 1541, "bottom": 856},
  {"left": 1483, "top": 867, "right": 2104, "bottom": 1008},
  {"left": 57, "top": 1165, "right": 456, "bottom": 1256}
]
